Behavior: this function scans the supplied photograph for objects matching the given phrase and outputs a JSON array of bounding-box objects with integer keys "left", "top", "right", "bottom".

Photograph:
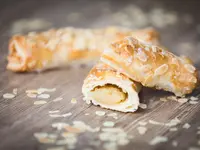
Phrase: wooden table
[{"left": 0, "top": 0, "right": 200, "bottom": 150}]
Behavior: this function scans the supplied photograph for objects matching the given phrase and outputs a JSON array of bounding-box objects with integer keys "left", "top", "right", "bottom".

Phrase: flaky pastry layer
[
  {"left": 7, "top": 26, "right": 160, "bottom": 72},
  {"left": 82, "top": 62, "right": 141, "bottom": 112},
  {"left": 101, "top": 36, "right": 198, "bottom": 96}
]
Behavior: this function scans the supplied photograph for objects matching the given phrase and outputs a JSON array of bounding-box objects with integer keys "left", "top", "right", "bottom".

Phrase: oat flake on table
[{"left": 3, "top": 93, "right": 15, "bottom": 99}]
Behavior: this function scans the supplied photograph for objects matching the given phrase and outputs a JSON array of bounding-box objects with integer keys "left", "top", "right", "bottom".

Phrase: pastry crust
[
  {"left": 7, "top": 27, "right": 160, "bottom": 72},
  {"left": 82, "top": 62, "right": 141, "bottom": 112},
  {"left": 101, "top": 36, "right": 198, "bottom": 96}
]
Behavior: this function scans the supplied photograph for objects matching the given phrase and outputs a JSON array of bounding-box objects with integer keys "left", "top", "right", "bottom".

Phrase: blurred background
[{"left": 0, "top": 0, "right": 200, "bottom": 67}]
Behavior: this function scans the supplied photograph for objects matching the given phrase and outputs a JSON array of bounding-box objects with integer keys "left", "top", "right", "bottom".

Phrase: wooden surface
[{"left": 0, "top": 0, "right": 200, "bottom": 150}]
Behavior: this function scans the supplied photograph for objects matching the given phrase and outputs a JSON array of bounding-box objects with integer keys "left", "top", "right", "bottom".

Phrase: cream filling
[{"left": 90, "top": 84, "right": 128, "bottom": 105}]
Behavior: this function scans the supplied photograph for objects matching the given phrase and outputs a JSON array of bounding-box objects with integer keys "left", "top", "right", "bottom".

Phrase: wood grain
[{"left": 0, "top": 0, "right": 200, "bottom": 150}]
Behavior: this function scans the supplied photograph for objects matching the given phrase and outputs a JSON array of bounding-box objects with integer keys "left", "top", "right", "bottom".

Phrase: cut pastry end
[
  {"left": 7, "top": 36, "right": 35, "bottom": 72},
  {"left": 90, "top": 84, "right": 128, "bottom": 105},
  {"left": 82, "top": 79, "right": 140, "bottom": 112}
]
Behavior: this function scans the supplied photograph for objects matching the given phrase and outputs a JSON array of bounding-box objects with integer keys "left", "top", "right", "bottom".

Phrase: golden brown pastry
[
  {"left": 82, "top": 62, "right": 141, "bottom": 112},
  {"left": 7, "top": 27, "right": 159, "bottom": 72},
  {"left": 101, "top": 36, "right": 198, "bottom": 96}
]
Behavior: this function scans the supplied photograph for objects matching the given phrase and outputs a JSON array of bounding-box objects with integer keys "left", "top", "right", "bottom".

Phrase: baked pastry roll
[
  {"left": 101, "top": 36, "right": 198, "bottom": 96},
  {"left": 82, "top": 62, "right": 141, "bottom": 112},
  {"left": 7, "top": 27, "right": 159, "bottom": 72}
]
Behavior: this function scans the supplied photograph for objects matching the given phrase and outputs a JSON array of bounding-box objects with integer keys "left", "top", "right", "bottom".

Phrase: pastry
[
  {"left": 101, "top": 36, "right": 198, "bottom": 96},
  {"left": 7, "top": 27, "right": 159, "bottom": 72},
  {"left": 82, "top": 62, "right": 141, "bottom": 112}
]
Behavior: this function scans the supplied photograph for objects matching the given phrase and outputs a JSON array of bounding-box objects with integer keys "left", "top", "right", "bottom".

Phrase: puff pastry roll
[
  {"left": 101, "top": 36, "right": 198, "bottom": 96},
  {"left": 82, "top": 62, "right": 141, "bottom": 112},
  {"left": 7, "top": 26, "right": 159, "bottom": 72}
]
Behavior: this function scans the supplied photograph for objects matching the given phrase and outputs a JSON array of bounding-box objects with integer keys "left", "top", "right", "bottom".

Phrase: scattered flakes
[
  {"left": 52, "top": 122, "right": 69, "bottom": 130},
  {"left": 103, "top": 121, "right": 115, "bottom": 127},
  {"left": 62, "top": 112, "right": 72, "bottom": 117},
  {"left": 27, "top": 93, "right": 37, "bottom": 98},
  {"left": 34, "top": 100, "right": 47, "bottom": 105},
  {"left": 139, "top": 103, "right": 147, "bottom": 109},
  {"left": 49, "top": 114, "right": 62, "bottom": 118},
  {"left": 3, "top": 93, "right": 15, "bottom": 99},
  {"left": 107, "top": 113, "right": 118, "bottom": 117},
  {"left": 113, "top": 116, "right": 118, "bottom": 119},
  {"left": 166, "top": 117, "right": 181, "bottom": 127},
  {"left": 49, "top": 110, "right": 60, "bottom": 114},
  {"left": 64, "top": 126, "right": 82, "bottom": 133},
  {"left": 84, "top": 113, "right": 90, "bottom": 116},
  {"left": 149, "top": 136, "right": 168, "bottom": 145},
  {"left": 149, "top": 120, "right": 165, "bottom": 126},
  {"left": 47, "top": 147, "right": 65, "bottom": 150},
  {"left": 34, "top": 132, "right": 48, "bottom": 139},
  {"left": 188, "top": 147, "right": 200, "bottom": 150},
  {"left": 38, "top": 88, "right": 56, "bottom": 93},
  {"left": 160, "top": 97, "right": 167, "bottom": 102},
  {"left": 13, "top": 88, "right": 18, "bottom": 95},
  {"left": 183, "top": 123, "right": 191, "bottom": 129},
  {"left": 26, "top": 89, "right": 41, "bottom": 94},
  {"left": 137, "top": 126, "right": 147, "bottom": 135},
  {"left": 169, "top": 127, "right": 178, "bottom": 132},
  {"left": 190, "top": 96, "right": 198, "bottom": 101},
  {"left": 103, "top": 142, "right": 117, "bottom": 150},
  {"left": 172, "top": 140, "right": 178, "bottom": 147},
  {"left": 37, "top": 137, "right": 55, "bottom": 144},
  {"left": 138, "top": 121, "right": 147, "bottom": 126},
  {"left": 56, "top": 139, "right": 68, "bottom": 145},
  {"left": 95, "top": 111, "right": 106, "bottom": 116},
  {"left": 49, "top": 113, "right": 72, "bottom": 118},
  {"left": 53, "top": 97, "right": 63, "bottom": 102},
  {"left": 167, "top": 96, "right": 177, "bottom": 101},
  {"left": 37, "top": 94, "right": 50, "bottom": 99},
  {"left": 71, "top": 98, "right": 77, "bottom": 104},
  {"left": 189, "top": 101, "right": 198, "bottom": 105},
  {"left": 177, "top": 98, "right": 188, "bottom": 103},
  {"left": 117, "top": 138, "right": 130, "bottom": 146}
]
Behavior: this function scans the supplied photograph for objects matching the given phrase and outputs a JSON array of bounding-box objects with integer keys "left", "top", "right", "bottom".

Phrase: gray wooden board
[{"left": 0, "top": 0, "right": 200, "bottom": 150}]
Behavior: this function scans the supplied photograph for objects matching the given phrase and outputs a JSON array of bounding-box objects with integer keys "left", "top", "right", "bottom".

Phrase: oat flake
[
  {"left": 3, "top": 93, "right": 15, "bottom": 99},
  {"left": 34, "top": 100, "right": 47, "bottom": 105},
  {"left": 95, "top": 111, "right": 106, "bottom": 116},
  {"left": 103, "top": 121, "right": 115, "bottom": 127},
  {"left": 137, "top": 126, "right": 147, "bottom": 135},
  {"left": 183, "top": 123, "right": 191, "bottom": 129},
  {"left": 37, "top": 94, "right": 50, "bottom": 99},
  {"left": 149, "top": 136, "right": 168, "bottom": 145},
  {"left": 53, "top": 97, "right": 63, "bottom": 102}
]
